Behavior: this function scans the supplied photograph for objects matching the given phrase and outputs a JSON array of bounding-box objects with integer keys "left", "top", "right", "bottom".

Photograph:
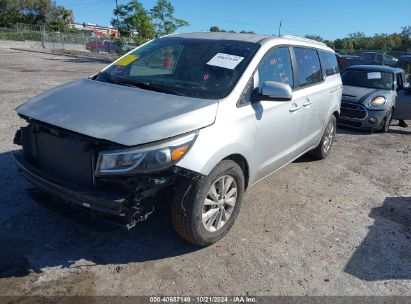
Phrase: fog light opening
[{"left": 368, "top": 117, "right": 377, "bottom": 124}]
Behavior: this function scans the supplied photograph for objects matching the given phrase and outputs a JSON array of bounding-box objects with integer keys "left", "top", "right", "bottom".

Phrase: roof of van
[{"left": 166, "top": 32, "right": 330, "bottom": 49}]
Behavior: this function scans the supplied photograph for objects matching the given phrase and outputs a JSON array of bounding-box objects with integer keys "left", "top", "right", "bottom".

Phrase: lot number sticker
[
  {"left": 367, "top": 72, "right": 382, "bottom": 79},
  {"left": 207, "top": 53, "right": 244, "bottom": 70}
]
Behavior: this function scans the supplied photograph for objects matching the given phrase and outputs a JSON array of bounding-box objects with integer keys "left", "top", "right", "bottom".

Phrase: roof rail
[{"left": 282, "top": 35, "right": 327, "bottom": 47}]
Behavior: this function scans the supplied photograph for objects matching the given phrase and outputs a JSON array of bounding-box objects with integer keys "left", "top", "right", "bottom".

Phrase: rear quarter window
[
  {"left": 319, "top": 50, "right": 340, "bottom": 76},
  {"left": 293, "top": 47, "right": 323, "bottom": 88}
]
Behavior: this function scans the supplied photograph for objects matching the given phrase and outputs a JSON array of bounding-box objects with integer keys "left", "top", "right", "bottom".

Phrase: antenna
[{"left": 278, "top": 20, "right": 282, "bottom": 37}]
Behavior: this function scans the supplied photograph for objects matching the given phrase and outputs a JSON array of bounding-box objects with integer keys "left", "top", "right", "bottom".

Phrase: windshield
[
  {"left": 342, "top": 69, "right": 394, "bottom": 90},
  {"left": 95, "top": 37, "right": 260, "bottom": 99}
]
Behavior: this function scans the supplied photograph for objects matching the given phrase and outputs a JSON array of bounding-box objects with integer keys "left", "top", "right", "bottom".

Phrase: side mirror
[{"left": 260, "top": 81, "right": 292, "bottom": 101}]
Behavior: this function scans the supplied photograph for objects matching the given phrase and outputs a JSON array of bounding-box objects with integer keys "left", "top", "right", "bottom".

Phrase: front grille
[
  {"left": 21, "top": 124, "right": 95, "bottom": 188},
  {"left": 338, "top": 119, "right": 362, "bottom": 128},
  {"left": 340, "top": 102, "right": 367, "bottom": 119}
]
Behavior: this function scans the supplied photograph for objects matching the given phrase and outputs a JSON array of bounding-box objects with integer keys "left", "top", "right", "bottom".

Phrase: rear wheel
[
  {"left": 172, "top": 160, "right": 244, "bottom": 246},
  {"left": 309, "top": 115, "right": 336, "bottom": 160}
]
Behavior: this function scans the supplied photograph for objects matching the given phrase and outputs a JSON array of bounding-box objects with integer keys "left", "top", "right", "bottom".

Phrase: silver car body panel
[
  {"left": 16, "top": 79, "right": 219, "bottom": 146},
  {"left": 177, "top": 37, "right": 341, "bottom": 186}
]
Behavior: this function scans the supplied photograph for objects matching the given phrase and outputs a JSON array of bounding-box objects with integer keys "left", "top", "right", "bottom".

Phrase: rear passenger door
[
  {"left": 291, "top": 47, "right": 328, "bottom": 151},
  {"left": 318, "top": 49, "right": 342, "bottom": 125}
]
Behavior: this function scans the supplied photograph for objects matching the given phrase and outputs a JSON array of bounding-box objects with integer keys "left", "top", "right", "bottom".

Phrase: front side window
[
  {"left": 258, "top": 47, "right": 294, "bottom": 88},
  {"left": 95, "top": 37, "right": 260, "bottom": 99},
  {"left": 342, "top": 69, "right": 394, "bottom": 90},
  {"left": 319, "top": 50, "right": 339, "bottom": 76},
  {"left": 294, "top": 47, "right": 323, "bottom": 87}
]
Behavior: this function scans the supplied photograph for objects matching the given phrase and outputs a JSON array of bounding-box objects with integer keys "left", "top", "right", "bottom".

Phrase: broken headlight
[{"left": 96, "top": 131, "right": 197, "bottom": 175}]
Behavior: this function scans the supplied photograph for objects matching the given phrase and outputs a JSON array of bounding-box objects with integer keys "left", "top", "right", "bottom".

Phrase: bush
[{"left": 0, "top": 31, "right": 41, "bottom": 41}]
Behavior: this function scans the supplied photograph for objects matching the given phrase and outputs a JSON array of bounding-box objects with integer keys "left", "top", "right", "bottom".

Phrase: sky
[{"left": 55, "top": 0, "right": 410, "bottom": 40}]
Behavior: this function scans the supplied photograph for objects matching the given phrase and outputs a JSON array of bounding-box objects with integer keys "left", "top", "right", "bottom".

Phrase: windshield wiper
[
  {"left": 97, "top": 73, "right": 183, "bottom": 96},
  {"left": 118, "top": 79, "right": 184, "bottom": 96}
]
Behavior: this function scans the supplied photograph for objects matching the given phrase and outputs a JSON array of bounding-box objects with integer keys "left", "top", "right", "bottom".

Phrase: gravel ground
[{"left": 0, "top": 47, "right": 410, "bottom": 296}]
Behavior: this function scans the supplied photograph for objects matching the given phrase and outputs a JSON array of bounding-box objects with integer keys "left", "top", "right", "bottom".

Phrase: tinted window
[
  {"left": 294, "top": 48, "right": 323, "bottom": 87},
  {"left": 319, "top": 51, "right": 339, "bottom": 76},
  {"left": 258, "top": 47, "right": 294, "bottom": 88}
]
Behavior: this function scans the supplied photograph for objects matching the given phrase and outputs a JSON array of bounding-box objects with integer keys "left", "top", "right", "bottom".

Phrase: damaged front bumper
[{"left": 12, "top": 152, "right": 200, "bottom": 228}]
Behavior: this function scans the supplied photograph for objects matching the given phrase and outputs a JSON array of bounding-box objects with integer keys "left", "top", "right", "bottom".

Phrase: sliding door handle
[
  {"left": 289, "top": 103, "right": 302, "bottom": 112},
  {"left": 303, "top": 99, "right": 312, "bottom": 107}
]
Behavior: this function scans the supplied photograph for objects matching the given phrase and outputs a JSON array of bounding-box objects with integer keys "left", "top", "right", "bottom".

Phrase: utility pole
[
  {"left": 278, "top": 20, "right": 282, "bottom": 37},
  {"left": 115, "top": 0, "right": 119, "bottom": 27}
]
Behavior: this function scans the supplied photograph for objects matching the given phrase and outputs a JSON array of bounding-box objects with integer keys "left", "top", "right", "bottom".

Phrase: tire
[
  {"left": 172, "top": 160, "right": 245, "bottom": 246},
  {"left": 378, "top": 108, "right": 393, "bottom": 133},
  {"left": 309, "top": 115, "right": 337, "bottom": 160}
]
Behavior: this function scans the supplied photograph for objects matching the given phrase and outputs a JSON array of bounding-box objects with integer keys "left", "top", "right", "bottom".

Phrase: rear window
[
  {"left": 319, "top": 51, "right": 339, "bottom": 76},
  {"left": 294, "top": 47, "right": 323, "bottom": 88}
]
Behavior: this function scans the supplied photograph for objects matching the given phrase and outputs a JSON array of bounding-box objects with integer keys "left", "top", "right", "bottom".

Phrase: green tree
[
  {"left": 46, "top": 4, "right": 74, "bottom": 32},
  {"left": 112, "top": 0, "right": 156, "bottom": 45},
  {"left": 150, "top": 0, "right": 188, "bottom": 37},
  {"left": 209, "top": 26, "right": 220, "bottom": 32},
  {"left": 304, "top": 34, "right": 324, "bottom": 42},
  {"left": 0, "top": 0, "right": 73, "bottom": 31},
  {"left": 347, "top": 32, "right": 371, "bottom": 50},
  {"left": 240, "top": 30, "right": 255, "bottom": 34},
  {"left": 400, "top": 26, "right": 411, "bottom": 51}
]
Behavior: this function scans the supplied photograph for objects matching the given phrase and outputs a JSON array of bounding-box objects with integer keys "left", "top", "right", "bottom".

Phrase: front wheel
[
  {"left": 309, "top": 115, "right": 336, "bottom": 160},
  {"left": 379, "top": 108, "right": 393, "bottom": 133},
  {"left": 172, "top": 160, "right": 245, "bottom": 246}
]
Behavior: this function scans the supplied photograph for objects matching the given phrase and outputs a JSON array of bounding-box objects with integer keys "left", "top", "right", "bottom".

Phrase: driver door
[{"left": 394, "top": 73, "right": 411, "bottom": 120}]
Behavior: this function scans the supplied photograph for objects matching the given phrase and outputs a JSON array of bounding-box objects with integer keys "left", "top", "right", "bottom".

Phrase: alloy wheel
[{"left": 202, "top": 175, "right": 238, "bottom": 232}]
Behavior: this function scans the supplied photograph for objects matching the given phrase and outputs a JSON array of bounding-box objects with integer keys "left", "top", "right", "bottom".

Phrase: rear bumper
[{"left": 12, "top": 152, "right": 126, "bottom": 216}]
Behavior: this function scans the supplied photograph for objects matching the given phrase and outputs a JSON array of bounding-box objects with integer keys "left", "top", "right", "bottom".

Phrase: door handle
[
  {"left": 289, "top": 103, "right": 302, "bottom": 112},
  {"left": 303, "top": 99, "right": 312, "bottom": 107}
]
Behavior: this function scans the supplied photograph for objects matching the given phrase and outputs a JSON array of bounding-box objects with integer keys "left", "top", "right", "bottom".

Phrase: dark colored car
[
  {"left": 336, "top": 53, "right": 363, "bottom": 71},
  {"left": 339, "top": 65, "right": 411, "bottom": 132},
  {"left": 359, "top": 52, "right": 399, "bottom": 66},
  {"left": 394, "top": 55, "right": 411, "bottom": 82}
]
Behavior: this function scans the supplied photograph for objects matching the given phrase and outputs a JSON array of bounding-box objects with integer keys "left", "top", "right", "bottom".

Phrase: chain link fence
[
  {"left": 0, "top": 24, "right": 134, "bottom": 60},
  {"left": 336, "top": 49, "right": 411, "bottom": 82}
]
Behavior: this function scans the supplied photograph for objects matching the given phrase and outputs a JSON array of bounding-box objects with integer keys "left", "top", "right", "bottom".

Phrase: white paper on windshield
[
  {"left": 207, "top": 53, "right": 244, "bottom": 70},
  {"left": 367, "top": 72, "right": 382, "bottom": 79}
]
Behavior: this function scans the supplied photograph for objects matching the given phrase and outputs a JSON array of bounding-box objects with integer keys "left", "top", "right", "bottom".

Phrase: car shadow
[
  {"left": 39, "top": 55, "right": 115, "bottom": 64},
  {"left": 344, "top": 196, "right": 411, "bottom": 281},
  {"left": 0, "top": 151, "right": 200, "bottom": 279},
  {"left": 336, "top": 126, "right": 372, "bottom": 136},
  {"left": 387, "top": 128, "right": 411, "bottom": 135}
]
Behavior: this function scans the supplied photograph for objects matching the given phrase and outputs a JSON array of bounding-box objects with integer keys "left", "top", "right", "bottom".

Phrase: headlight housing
[
  {"left": 96, "top": 131, "right": 197, "bottom": 175},
  {"left": 369, "top": 96, "right": 386, "bottom": 108}
]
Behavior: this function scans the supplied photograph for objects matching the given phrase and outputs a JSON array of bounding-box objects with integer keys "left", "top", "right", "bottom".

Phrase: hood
[
  {"left": 342, "top": 85, "right": 391, "bottom": 105},
  {"left": 17, "top": 79, "right": 219, "bottom": 146}
]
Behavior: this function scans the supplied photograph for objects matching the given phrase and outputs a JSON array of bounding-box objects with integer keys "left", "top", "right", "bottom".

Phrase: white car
[{"left": 14, "top": 32, "right": 342, "bottom": 246}]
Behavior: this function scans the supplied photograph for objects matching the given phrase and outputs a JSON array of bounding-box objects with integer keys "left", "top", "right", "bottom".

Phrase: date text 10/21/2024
[{"left": 149, "top": 296, "right": 257, "bottom": 303}]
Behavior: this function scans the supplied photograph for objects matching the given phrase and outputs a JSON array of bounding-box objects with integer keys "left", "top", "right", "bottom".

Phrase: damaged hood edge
[{"left": 16, "top": 79, "right": 219, "bottom": 146}]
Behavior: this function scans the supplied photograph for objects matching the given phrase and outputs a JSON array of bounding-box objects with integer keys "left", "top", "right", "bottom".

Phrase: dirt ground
[{"left": 0, "top": 47, "right": 410, "bottom": 296}]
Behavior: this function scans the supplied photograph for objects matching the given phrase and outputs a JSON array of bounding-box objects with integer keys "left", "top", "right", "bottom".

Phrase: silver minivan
[{"left": 13, "top": 32, "right": 342, "bottom": 246}]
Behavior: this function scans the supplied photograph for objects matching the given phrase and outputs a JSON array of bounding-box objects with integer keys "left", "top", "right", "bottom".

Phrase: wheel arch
[{"left": 223, "top": 154, "right": 250, "bottom": 190}]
